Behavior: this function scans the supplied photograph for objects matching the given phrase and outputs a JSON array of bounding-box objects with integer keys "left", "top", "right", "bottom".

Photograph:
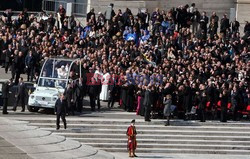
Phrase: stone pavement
[
  {"left": 0, "top": 136, "right": 31, "bottom": 159},
  {"left": 0, "top": 117, "right": 115, "bottom": 159},
  {"left": 111, "top": 152, "right": 250, "bottom": 159}
]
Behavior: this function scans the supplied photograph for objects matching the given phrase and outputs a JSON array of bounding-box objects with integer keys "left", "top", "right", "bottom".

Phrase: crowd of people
[{"left": 0, "top": 3, "right": 249, "bottom": 122}]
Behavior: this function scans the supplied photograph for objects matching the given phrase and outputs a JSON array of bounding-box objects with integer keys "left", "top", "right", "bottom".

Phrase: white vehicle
[{"left": 28, "top": 58, "right": 81, "bottom": 112}]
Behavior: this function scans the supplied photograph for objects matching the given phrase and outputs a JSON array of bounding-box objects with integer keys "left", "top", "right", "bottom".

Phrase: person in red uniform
[{"left": 126, "top": 119, "right": 137, "bottom": 157}]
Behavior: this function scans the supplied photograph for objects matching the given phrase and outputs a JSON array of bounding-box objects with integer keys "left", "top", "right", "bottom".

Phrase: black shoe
[
  {"left": 21, "top": 109, "right": 25, "bottom": 112},
  {"left": 2, "top": 112, "right": 8, "bottom": 114},
  {"left": 145, "top": 119, "right": 151, "bottom": 122},
  {"left": 56, "top": 127, "right": 60, "bottom": 130},
  {"left": 133, "top": 154, "right": 138, "bottom": 157},
  {"left": 12, "top": 108, "right": 16, "bottom": 112},
  {"left": 64, "top": 124, "right": 67, "bottom": 129}
]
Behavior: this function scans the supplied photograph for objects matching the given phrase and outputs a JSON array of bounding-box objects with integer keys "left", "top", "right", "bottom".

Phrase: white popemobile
[{"left": 28, "top": 58, "right": 81, "bottom": 112}]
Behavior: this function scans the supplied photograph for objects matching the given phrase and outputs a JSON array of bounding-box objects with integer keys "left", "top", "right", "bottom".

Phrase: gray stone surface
[
  {"left": 111, "top": 152, "right": 250, "bottom": 159},
  {"left": 0, "top": 117, "right": 115, "bottom": 159},
  {"left": 0, "top": 136, "right": 32, "bottom": 159},
  {"left": 8, "top": 135, "right": 66, "bottom": 146},
  {"left": 0, "top": 125, "right": 38, "bottom": 132},
  {"left": 0, "top": 129, "right": 52, "bottom": 139}
]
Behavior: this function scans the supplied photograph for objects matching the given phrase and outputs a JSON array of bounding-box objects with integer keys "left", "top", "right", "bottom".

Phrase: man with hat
[{"left": 126, "top": 119, "right": 137, "bottom": 157}]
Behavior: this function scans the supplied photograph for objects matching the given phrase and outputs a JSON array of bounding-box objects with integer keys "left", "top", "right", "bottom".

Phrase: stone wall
[
  {"left": 236, "top": 0, "right": 250, "bottom": 33},
  {"left": 89, "top": 0, "right": 236, "bottom": 18}
]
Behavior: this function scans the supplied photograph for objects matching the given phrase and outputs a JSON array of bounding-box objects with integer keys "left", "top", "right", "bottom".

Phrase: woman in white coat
[{"left": 100, "top": 69, "right": 110, "bottom": 101}]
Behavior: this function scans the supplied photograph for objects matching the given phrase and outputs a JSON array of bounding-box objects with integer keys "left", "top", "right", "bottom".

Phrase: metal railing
[{"left": 42, "top": 0, "right": 87, "bottom": 17}]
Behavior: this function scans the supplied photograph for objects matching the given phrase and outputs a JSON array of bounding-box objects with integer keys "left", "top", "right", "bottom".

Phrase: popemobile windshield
[{"left": 28, "top": 58, "right": 82, "bottom": 112}]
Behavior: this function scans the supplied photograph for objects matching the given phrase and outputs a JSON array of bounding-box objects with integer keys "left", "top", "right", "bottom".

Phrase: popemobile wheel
[{"left": 27, "top": 105, "right": 39, "bottom": 112}]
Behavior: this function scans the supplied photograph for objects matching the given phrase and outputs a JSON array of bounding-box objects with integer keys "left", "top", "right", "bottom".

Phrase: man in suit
[
  {"left": 220, "top": 14, "right": 230, "bottom": 38},
  {"left": 65, "top": 81, "right": 75, "bottom": 115},
  {"left": 198, "top": 84, "right": 207, "bottom": 122},
  {"left": 108, "top": 73, "right": 117, "bottom": 108},
  {"left": 75, "top": 78, "right": 84, "bottom": 113},
  {"left": 88, "top": 76, "right": 97, "bottom": 111},
  {"left": 199, "top": 11, "right": 209, "bottom": 35},
  {"left": 13, "top": 77, "right": 26, "bottom": 112},
  {"left": 5, "top": 44, "right": 13, "bottom": 73},
  {"left": 143, "top": 85, "right": 153, "bottom": 122},
  {"left": 25, "top": 51, "right": 35, "bottom": 82},
  {"left": 13, "top": 51, "right": 24, "bottom": 85},
  {"left": 55, "top": 94, "right": 67, "bottom": 130},
  {"left": 2, "top": 79, "right": 14, "bottom": 114}
]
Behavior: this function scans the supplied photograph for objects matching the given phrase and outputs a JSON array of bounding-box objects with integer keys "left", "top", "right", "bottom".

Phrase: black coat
[
  {"left": 183, "top": 86, "right": 192, "bottom": 110},
  {"left": 13, "top": 55, "right": 24, "bottom": 73},
  {"left": 220, "top": 18, "right": 230, "bottom": 32},
  {"left": 206, "top": 86, "right": 215, "bottom": 102},
  {"left": 88, "top": 78, "right": 101, "bottom": 97},
  {"left": 16, "top": 83, "right": 27, "bottom": 98},
  {"left": 198, "top": 91, "right": 207, "bottom": 109},
  {"left": 2, "top": 82, "right": 13, "bottom": 98},
  {"left": 221, "top": 93, "right": 229, "bottom": 111},
  {"left": 200, "top": 16, "right": 208, "bottom": 31},
  {"left": 126, "top": 84, "right": 135, "bottom": 109},
  {"left": 143, "top": 89, "right": 153, "bottom": 106},
  {"left": 108, "top": 78, "right": 117, "bottom": 96},
  {"left": 75, "top": 81, "right": 85, "bottom": 98},
  {"left": 65, "top": 87, "right": 75, "bottom": 102},
  {"left": 55, "top": 99, "right": 67, "bottom": 114},
  {"left": 5, "top": 49, "right": 13, "bottom": 63}
]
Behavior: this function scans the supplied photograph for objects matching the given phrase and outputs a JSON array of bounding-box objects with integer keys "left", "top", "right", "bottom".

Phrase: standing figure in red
[{"left": 126, "top": 119, "right": 137, "bottom": 157}]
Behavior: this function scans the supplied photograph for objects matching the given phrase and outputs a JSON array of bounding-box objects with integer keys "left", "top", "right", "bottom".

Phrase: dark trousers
[
  {"left": 199, "top": 108, "right": 206, "bottom": 122},
  {"left": 220, "top": 109, "right": 227, "bottom": 122},
  {"left": 89, "top": 94, "right": 96, "bottom": 111},
  {"left": 232, "top": 107, "right": 238, "bottom": 121},
  {"left": 108, "top": 94, "right": 115, "bottom": 108},
  {"left": 15, "top": 71, "right": 21, "bottom": 85},
  {"left": 5, "top": 62, "right": 10, "bottom": 73},
  {"left": 144, "top": 105, "right": 151, "bottom": 121},
  {"left": 56, "top": 113, "right": 66, "bottom": 128},
  {"left": 1, "top": 60, "right": 5, "bottom": 67},
  {"left": 3, "top": 98, "right": 8, "bottom": 113},
  {"left": 27, "top": 67, "right": 34, "bottom": 82},
  {"left": 14, "top": 96, "right": 25, "bottom": 111},
  {"left": 67, "top": 100, "right": 75, "bottom": 115},
  {"left": 11, "top": 68, "right": 16, "bottom": 80},
  {"left": 76, "top": 98, "right": 83, "bottom": 112},
  {"left": 96, "top": 93, "right": 100, "bottom": 109}
]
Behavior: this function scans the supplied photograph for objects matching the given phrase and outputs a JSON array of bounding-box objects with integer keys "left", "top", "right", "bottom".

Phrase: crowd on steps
[{"left": 0, "top": 3, "right": 249, "bottom": 122}]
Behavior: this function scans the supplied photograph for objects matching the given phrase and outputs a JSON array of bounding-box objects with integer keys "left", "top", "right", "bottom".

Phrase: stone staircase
[{"left": 17, "top": 111, "right": 250, "bottom": 155}]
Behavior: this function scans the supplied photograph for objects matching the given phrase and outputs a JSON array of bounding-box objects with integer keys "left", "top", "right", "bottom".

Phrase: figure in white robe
[{"left": 100, "top": 72, "right": 110, "bottom": 101}]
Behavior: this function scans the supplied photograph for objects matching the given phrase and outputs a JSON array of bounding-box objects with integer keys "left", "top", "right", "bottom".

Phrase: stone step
[
  {"left": 29, "top": 123, "right": 250, "bottom": 131},
  {"left": 0, "top": 124, "right": 38, "bottom": 132},
  {"left": 53, "top": 132, "right": 250, "bottom": 141},
  {"left": 103, "top": 148, "right": 250, "bottom": 155},
  {"left": 0, "top": 129, "right": 52, "bottom": 139},
  {"left": 8, "top": 135, "right": 66, "bottom": 146},
  {"left": 68, "top": 138, "right": 250, "bottom": 146},
  {"left": 20, "top": 118, "right": 250, "bottom": 127},
  {"left": 43, "top": 128, "right": 250, "bottom": 136},
  {"left": 21, "top": 139, "right": 81, "bottom": 154},
  {"left": 102, "top": 147, "right": 250, "bottom": 155},
  {"left": 83, "top": 143, "right": 250, "bottom": 151}
]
